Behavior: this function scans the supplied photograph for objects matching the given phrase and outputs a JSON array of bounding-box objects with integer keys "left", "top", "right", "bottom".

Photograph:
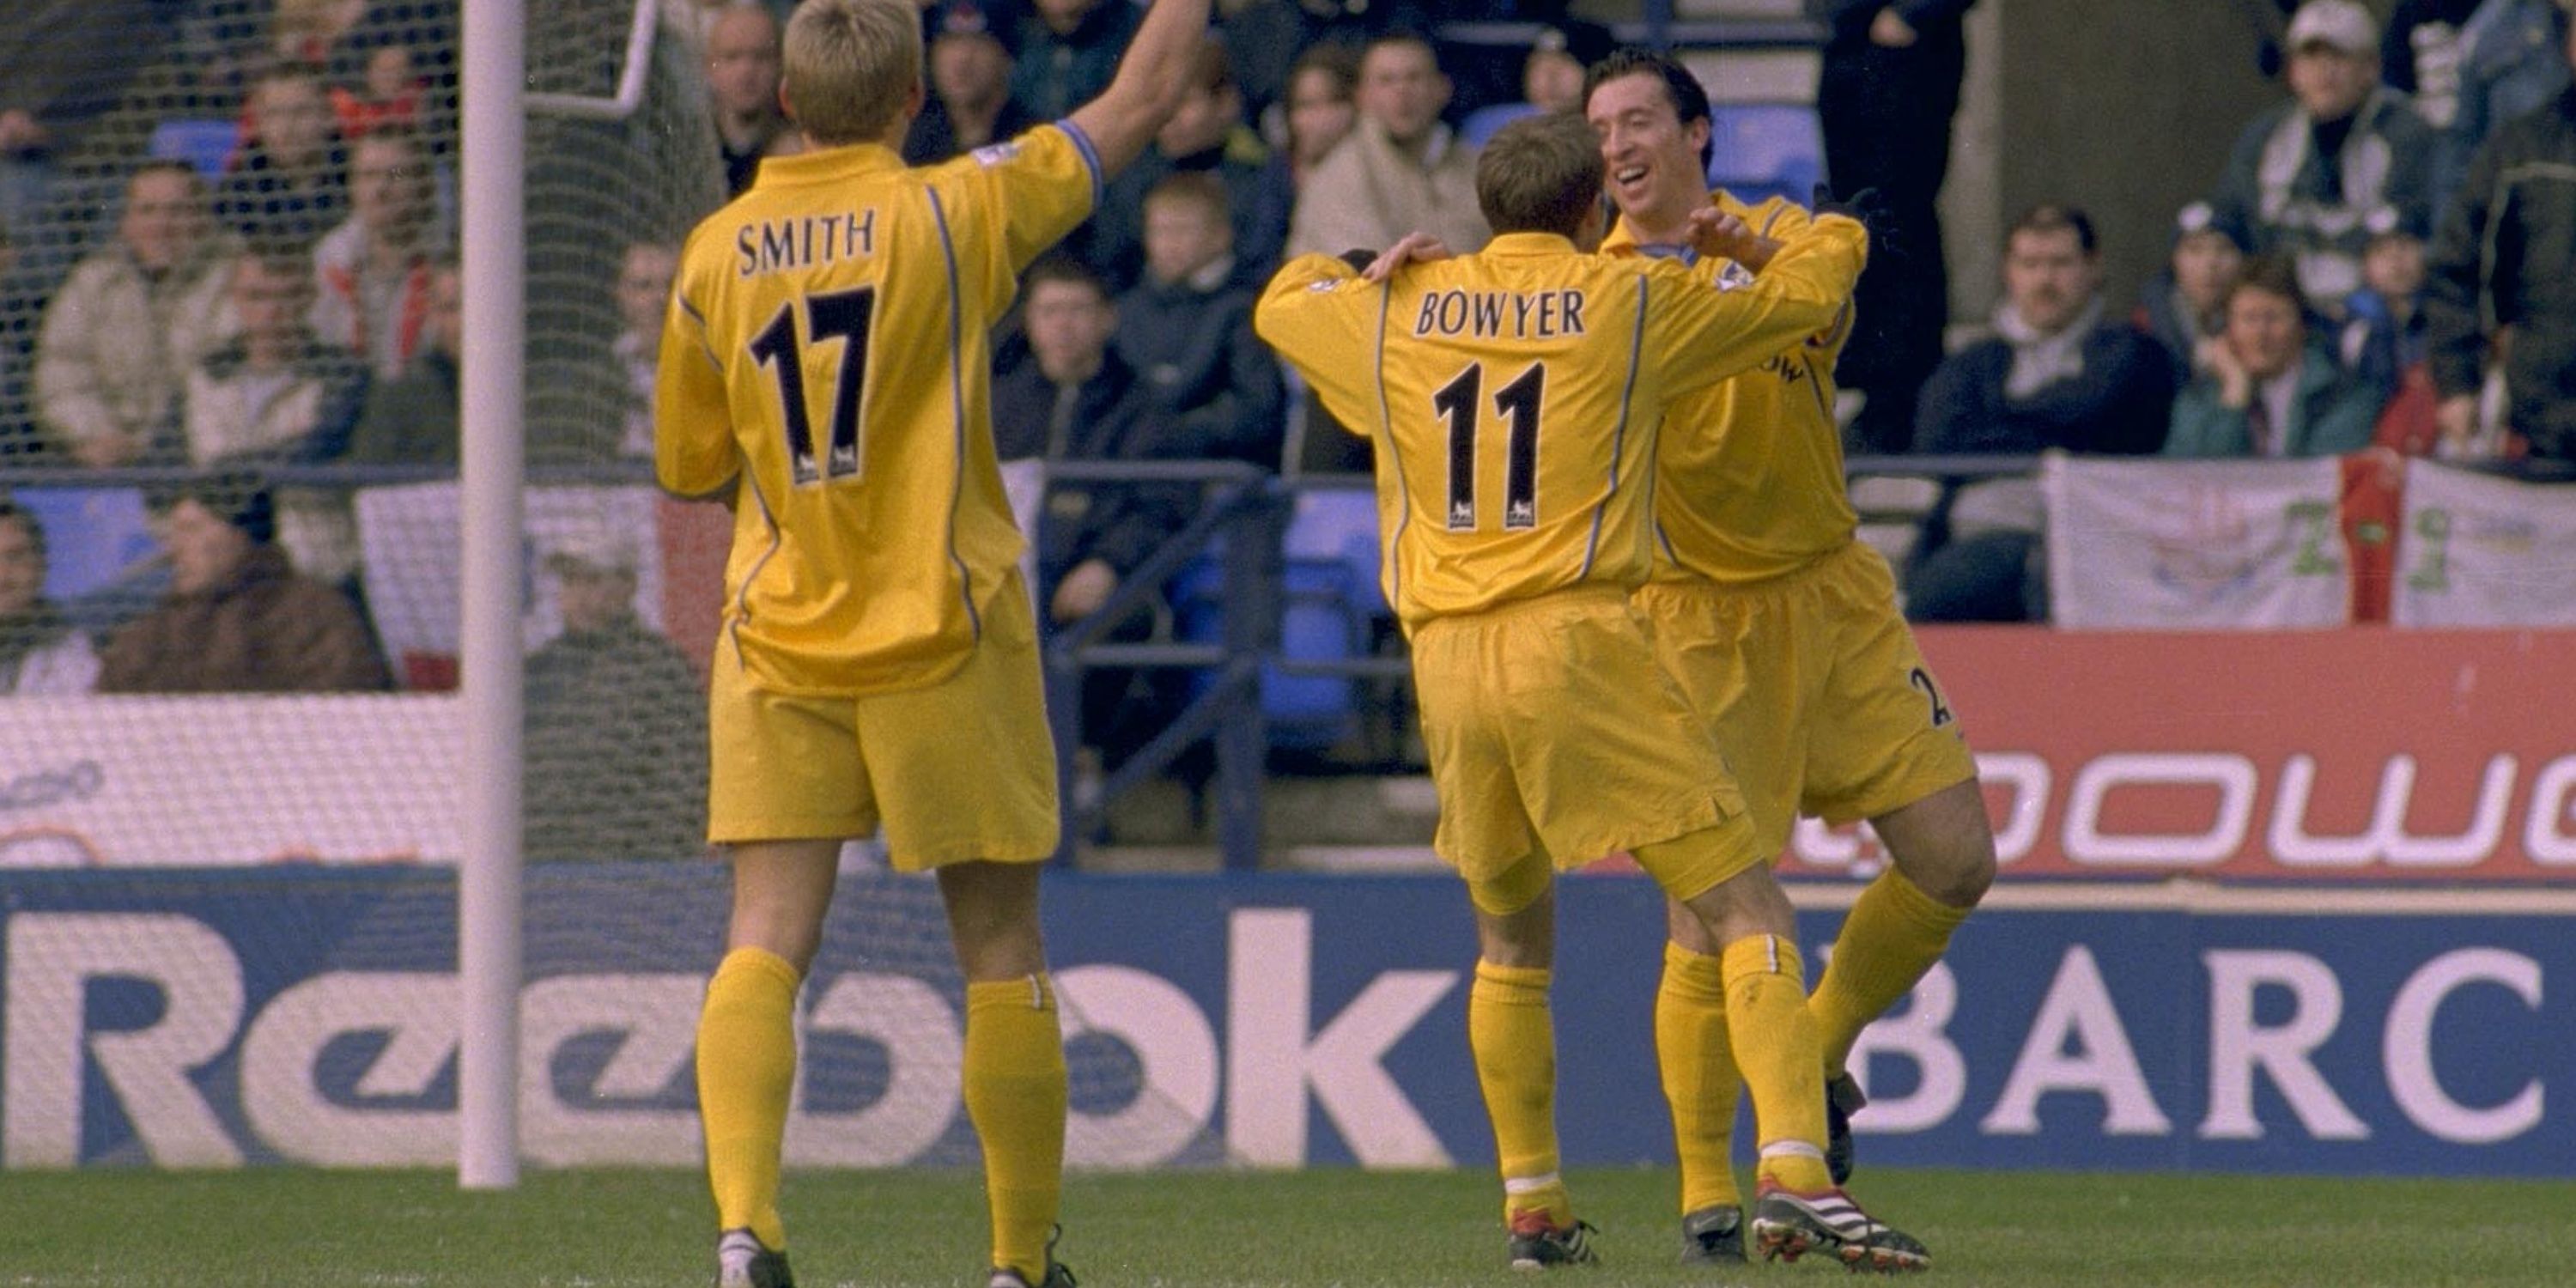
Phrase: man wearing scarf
[{"left": 1907, "top": 205, "right": 2178, "bottom": 621}]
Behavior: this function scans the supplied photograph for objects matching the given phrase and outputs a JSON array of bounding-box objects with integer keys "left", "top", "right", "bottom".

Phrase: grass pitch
[{"left": 3, "top": 1165, "right": 2569, "bottom": 1287}]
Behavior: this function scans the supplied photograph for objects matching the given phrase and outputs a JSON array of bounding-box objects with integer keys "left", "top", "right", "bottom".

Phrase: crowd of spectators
[{"left": 0, "top": 1, "right": 2567, "bottom": 754}]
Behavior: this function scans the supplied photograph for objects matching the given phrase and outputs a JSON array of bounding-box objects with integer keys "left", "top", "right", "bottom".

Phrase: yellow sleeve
[
  {"left": 653, "top": 268, "right": 739, "bottom": 498},
  {"left": 1647, "top": 214, "right": 1868, "bottom": 400},
  {"left": 1727, "top": 195, "right": 1859, "bottom": 360},
  {"left": 1254, "top": 252, "right": 1380, "bottom": 437},
  {"left": 931, "top": 122, "right": 1103, "bottom": 316}
]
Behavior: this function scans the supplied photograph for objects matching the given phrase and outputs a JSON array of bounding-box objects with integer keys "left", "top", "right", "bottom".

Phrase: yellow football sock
[
  {"left": 964, "top": 975, "right": 1067, "bottom": 1282},
  {"left": 1656, "top": 941, "right": 1743, "bottom": 1214},
  {"left": 1719, "top": 934, "right": 1832, "bottom": 1194},
  {"left": 697, "top": 946, "right": 800, "bottom": 1250},
  {"left": 1809, "top": 870, "right": 1971, "bottom": 1073},
  {"left": 1469, "top": 961, "right": 1571, "bottom": 1227}
]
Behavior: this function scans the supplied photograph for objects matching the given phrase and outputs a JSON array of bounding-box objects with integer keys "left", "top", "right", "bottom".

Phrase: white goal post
[{"left": 459, "top": 0, "right": 529, "bottom": 1193}]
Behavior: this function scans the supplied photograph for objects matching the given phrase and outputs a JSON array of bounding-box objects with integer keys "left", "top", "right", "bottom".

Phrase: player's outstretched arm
[{"left": 1066, "top": 0, "right": 1215, "bottom": 176}]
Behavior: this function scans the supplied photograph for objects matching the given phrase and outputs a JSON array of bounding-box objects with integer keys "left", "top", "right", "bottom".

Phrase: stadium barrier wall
[
  {"left": 3, "top": 628, "right": 2569, "bottom": 876},
  {"left": 1, "top": 866, "right": 2567, "bottom": 1176}
]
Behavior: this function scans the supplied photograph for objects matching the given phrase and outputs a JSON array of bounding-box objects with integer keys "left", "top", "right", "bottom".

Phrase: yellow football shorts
[
  {"left": 706, "top": 572, "right": 1060, "bottom": 868},
  {"left": 1633, "top": 540, "right": 1978, "bottom": 861},
  {"left": 1409, "top": 587, "right": 1761, "bottom": 914}
]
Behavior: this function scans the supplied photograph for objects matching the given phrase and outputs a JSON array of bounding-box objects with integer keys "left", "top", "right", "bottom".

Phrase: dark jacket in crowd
[
  {"left": 992, "top": 349, "right": 1188, "bottom": 585},
  {"left": 1012, "top": 1, "right": 1140, "bottom": 122},
  {"left": 1114, "top": 268, "right": 1284, "bottom": 468},
  {"left": 2165, "top": 338, "right": 2381, "bottom": 459},
  {"left": 902, "top": 94, "right": 1040, "bottom": 167},
  {"left": 97, "top": 545, "right": 388, "bottom": 693},
  {"left": 2209, "top": 90, "right": 2437, "bottom": 309},
  {"left": 215, "top": 143, "right": 348, "bottom": 251},
  {"left": 345, "top": 347, "right": 458, "bottom": 465},
  {"left": 1914, "top": 322, "right": 2179, "bottom": 455},
  {"left": 1093, "top": 131, "right": 1288, "bottom": 291},
  {"left": 524, "top": 617, "right": 708, "bottom": 862},
  {"left": 2427, "top": 86, "right": 2576, "bottom": 460},
  {"left": 1806, "top": 0, "right": 1974, "bottom": 49}
]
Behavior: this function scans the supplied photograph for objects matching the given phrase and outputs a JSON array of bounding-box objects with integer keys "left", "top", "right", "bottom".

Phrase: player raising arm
[
  {"left": 1253, "top": 111, "right": 1906, "bottom": 1273},
  {"left": 653, "top": 1, "right": 1209, "bottom": 1285},
  {"left": 1587, "top": 47, "right": 1990, "bottom": 1271}
]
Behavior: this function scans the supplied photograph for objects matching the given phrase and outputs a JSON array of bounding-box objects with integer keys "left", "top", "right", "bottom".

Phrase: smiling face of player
[{"left": 1585, "top": 70, "right": 1709, "bottom": 236}]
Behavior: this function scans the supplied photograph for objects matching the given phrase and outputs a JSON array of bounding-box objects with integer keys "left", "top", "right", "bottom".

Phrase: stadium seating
[
  {"left": 148, "top": 118, "right": 242, "bottom": 180},
  {"left": 1703, "top": 103, "right": 1823, "bottom": 210},
  {"left": 15, "top": 485, "right": 163, "bottom": 636},
  {"left": 1172, "top": 487, "right": 1386, "bottom": 752}
]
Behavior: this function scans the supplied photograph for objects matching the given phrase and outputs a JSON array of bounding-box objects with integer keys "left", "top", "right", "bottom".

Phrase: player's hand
[
  {"left": 2434, "top": 394, "right": 2480, "bottom": 452},
  {"left": 2207, "top": 339, "right": 2253, "bottom": 408},
  {"left": 1051, "top": 558, "right": 1117, "bottom": 623},
  {"left": 1362, "top": 232, "right": 1453, "bottom": 283},
  {"left": 1811, "top": 183, "right": 1897, "bottom": 263},
  {"left": 1870, "top": 7, "right": 1918, "bottom": 46},
  {"left": 1684, "top": 207, "right": 1756, "bottom": 261}
]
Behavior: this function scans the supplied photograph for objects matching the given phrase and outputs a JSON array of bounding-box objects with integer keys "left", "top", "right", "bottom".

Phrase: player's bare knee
[
  {"left": 939, "top": 861, "right": 1049, "bottom": 981},
  {"left": 1664, "top": 896, "right": 1716, "bottom": 956},
  {"left": 1472, "top": 890, "right": 1555, "bottom": 969},
  {"left": 1878, "top": 781, "right": 1998, "bottom": 908},
  {"left": 1676, "top": 863, "right": 1796, "bottom": 948}
]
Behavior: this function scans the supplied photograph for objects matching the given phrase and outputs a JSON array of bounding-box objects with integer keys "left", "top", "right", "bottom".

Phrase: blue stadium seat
[
  {"left": 1283, "top": 487, "right": 1383, "bottom": 617},
  {"left": 1170, "top": 489, "right": 1388, "bottom": 751},
  {"left": 15, "top": 486, "right": 163, "bottom": 636},
  {"left": 1461, "top": 101, "right": 1542, "bottom": 150},
  {"left": 1704, "top": 104, "right": 1822, "bottom": 211},
  {"left": 149, "top": 118, "right": 241, "bottom": 180}
]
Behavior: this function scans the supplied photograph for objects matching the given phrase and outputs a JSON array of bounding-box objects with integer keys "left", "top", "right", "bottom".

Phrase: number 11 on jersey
[{"left": 1434, "top": 360, "right": 1546, "bottom": 532}]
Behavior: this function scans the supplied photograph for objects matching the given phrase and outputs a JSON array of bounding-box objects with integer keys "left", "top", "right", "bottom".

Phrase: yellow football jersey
[
  {"left": 1604, "top": 191, "right": 1862, "bottom": 586},
  {"left": 1255, "top": 223, "right": 1864, "bottom": 629},
  {"left": 658, "top": 125, "right": 1102, "bottom": 696}
]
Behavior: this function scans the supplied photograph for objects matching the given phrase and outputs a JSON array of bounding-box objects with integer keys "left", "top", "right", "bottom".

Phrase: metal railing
[{"left": 18, "top": 448, "right": 2573, "bottom": 875}]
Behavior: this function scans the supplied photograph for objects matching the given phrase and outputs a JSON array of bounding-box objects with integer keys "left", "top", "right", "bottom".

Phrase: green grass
[{"left": 2, "top": 1166, "right": 2570, "bottom": 1286}]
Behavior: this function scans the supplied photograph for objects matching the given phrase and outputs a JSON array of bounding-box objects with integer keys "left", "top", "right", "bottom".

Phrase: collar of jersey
[
  {"left": 1480, "top": 231, "right": 1583, "bottom": 257},
  {"left": 1601, "top": 188, "right": 1729, "bottom": 258},
  {"left": 755, "top": 141, "right": 906, "bottom": 186}
]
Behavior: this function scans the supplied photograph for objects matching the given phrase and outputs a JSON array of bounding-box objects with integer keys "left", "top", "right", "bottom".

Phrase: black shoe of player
[
  {"left": 1826, "top": 1069, "right": 1869, "bottom": 1186},
  {"left": 1751, "top": 1182, "right": 1929, "bottom": 1274},
  {"left": 1679, "top": 1204, "right": 1746, "bottom": 1263},
  {"left": 714, "top": 1229, "right": 793, "bottom": 1288},
  {"left": 1506, "top": 1211, "right": 1601, "bottom": 1271}
]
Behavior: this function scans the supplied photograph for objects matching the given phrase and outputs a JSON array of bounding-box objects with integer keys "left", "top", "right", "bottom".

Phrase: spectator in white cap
[
  {"left": 525, "top": 518, "right": 709, "bottom": 862},
  {"left": 2208, "top": 0, "right": 2436, "bottom": 321}
]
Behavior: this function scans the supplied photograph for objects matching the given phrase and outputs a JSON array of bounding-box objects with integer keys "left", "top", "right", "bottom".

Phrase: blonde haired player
[
  {"left": 1255, "top": 110, "right": 1914, "bottom": 1272},
  {"left": 653, "top": 0, "right": 1212, "bottom": 1284},
  {"left": 1586, "top": 47, "right": 1995, "bottom": 1272}
]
